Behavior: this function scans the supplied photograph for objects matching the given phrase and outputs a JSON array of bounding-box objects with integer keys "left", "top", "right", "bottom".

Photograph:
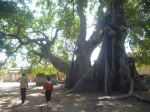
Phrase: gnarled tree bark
[
  {"left": 65, "top": 0, "right": 102, "bottom": 89},
  {"left": 69, "top": 0, "right": 148, "bottom": 95}
]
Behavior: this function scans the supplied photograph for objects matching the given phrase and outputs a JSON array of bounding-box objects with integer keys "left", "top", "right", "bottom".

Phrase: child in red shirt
[{"left": 43, "top": 77, "right": 53, "bottom": 108}]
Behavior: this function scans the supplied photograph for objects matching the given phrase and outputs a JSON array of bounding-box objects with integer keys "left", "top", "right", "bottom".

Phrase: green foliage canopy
[
  {"left": 125, "top": 0, "right": 150, "bottom": 66},
  {"left": 0, "top": 0, "right": 150, "bottom": 71}
]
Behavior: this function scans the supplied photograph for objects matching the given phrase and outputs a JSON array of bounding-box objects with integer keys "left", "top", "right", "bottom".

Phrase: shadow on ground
[{"left": 0, "top": 83, "right": 150, "bottom": 112}]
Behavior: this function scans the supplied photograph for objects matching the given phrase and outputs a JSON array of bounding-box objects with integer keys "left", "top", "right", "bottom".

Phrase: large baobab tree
[
  {"left": 69, "top": 0, "right": 148, "bottom": 95},
  {"left": 0, "top": 0, "right": 149, "bottom": 98}
]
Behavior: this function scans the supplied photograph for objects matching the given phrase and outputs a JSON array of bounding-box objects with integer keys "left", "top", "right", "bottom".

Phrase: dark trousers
[
  {"left": 45, "top": 90, "right": 52, "bottom": 102},
  {"left": 20, "top": 88, "right": 26, "bottom": 103}
]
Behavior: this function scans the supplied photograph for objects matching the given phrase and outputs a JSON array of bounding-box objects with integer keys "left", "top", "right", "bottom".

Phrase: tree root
[
  {"left": 87, "top": 105, "right": 117, "bottom": 112},
  {"left": 90, "top": 92, "right": 150, "bottom": 103},
  {"left": 88, "top": 105, "right": 103, "bottom": 112}
]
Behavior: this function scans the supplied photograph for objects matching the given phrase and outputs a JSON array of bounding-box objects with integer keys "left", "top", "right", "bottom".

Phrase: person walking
[
  {"left": 43, "top": 77, "right": 53, "bottom": 108},
  {"left": 17, "top": 73, "right": 28, "bottom": 104}
]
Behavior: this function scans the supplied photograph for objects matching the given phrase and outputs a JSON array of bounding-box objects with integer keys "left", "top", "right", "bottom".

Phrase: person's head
[
  {"left": 22, "top": 73, "right": 25, "bottom": 76},
  {"left": 47, "top": 77, "right": 50, "bottom": 81}
]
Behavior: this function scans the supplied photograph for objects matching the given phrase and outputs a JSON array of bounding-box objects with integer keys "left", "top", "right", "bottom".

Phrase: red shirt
[{"left": 43, "top": 81, "right": 53, "bottom": 91}]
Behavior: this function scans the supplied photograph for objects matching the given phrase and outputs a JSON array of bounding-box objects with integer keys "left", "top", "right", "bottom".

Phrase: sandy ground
[{"left": 0, "top": 82, "right": 150, "bottom": 112}]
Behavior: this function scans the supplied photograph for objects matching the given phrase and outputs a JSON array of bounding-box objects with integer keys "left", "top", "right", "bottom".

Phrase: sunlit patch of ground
[{"left": 0, "top": 82, "right": 150, "bottom": 112}]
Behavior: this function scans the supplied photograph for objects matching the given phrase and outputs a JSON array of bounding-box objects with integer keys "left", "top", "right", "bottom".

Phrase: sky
[{"left": 0, "top": 53, "right": 6, "bottom": 61}]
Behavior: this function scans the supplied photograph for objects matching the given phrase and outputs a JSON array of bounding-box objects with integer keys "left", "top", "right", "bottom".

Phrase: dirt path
[{"left": 0, "top": 83, "right": 150, "bottom": 112}]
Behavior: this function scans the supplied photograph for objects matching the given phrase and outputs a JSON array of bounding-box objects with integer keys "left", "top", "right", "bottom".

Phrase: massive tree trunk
[
  {"left": 69, "top": 0, "right": 148, "bottom": 94},
  {"left": 65, "top": 0, "right": 102, "bottom": 89}
]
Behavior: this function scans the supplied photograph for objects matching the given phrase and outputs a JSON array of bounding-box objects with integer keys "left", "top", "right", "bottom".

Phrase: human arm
[
  {"left": 25, "top": 77, "right": 28, "bottom": 89},
  {"left": 51, "top": 84, "right": 54, "bottom": 91},
  {"left": 43, "top": 82, "right": 46, "bottom": 92},
  {"left": 26, "top": 82, "right": 28, "bottom": 90}
]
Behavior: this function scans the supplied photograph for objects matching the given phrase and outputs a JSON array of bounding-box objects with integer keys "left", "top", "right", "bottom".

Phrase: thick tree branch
[
  {"left": 42, "top": 51, "right": 70, "bottom": 75},
  {"left": 85, "top": 29, "right": 102, "bottom": 55},
  {"left": 30, "top": 28, "right": 59, "bottom": 50},
  {"left": 50, "top": 28, "right": 59, "bottom": 46},
  {"left": 76, "top": 0, "right": 87, "bottom": 45},
  {"left": 0, "top": 31, "right": 48, "bottom": 46},
  {"left": 30, "top": 51, "right": 48, "bottom": 65},
  {"left": 29, "top": 46, "right": 70, "bottom": 76},
  {"left": 81, "top": 2, "right": 103, "bottom": 57}
]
